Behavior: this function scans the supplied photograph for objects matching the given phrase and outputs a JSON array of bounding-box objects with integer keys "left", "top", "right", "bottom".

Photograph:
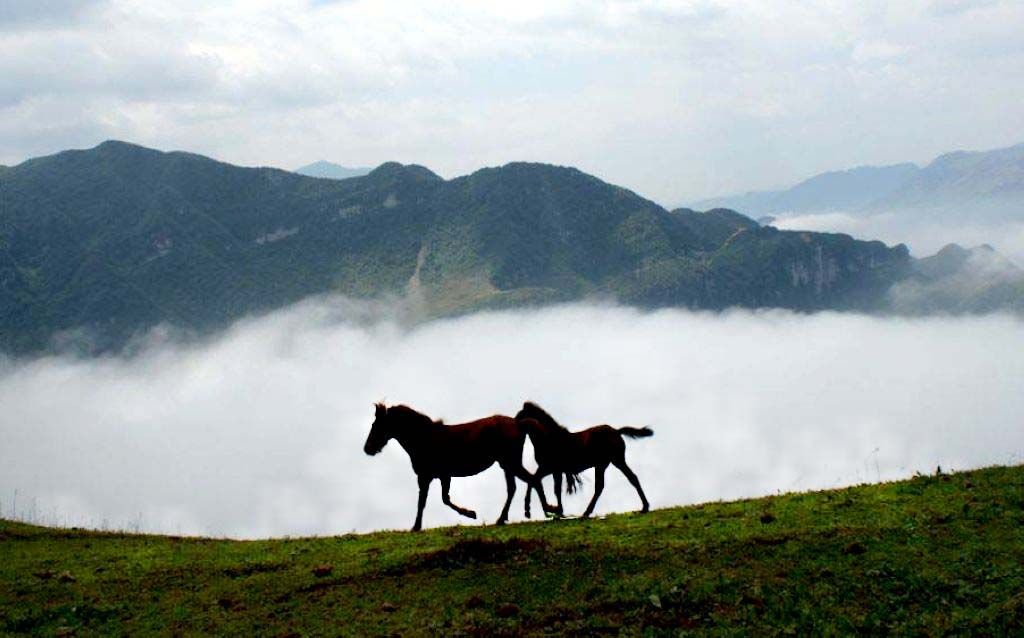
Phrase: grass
[{"left": 2, "top": 466, "right": 1023, "bottom": 636}]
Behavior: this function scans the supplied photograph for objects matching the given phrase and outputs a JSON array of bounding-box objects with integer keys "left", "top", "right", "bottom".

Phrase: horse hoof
[
  {"left": 495, "top": 518, "right": 507, "bottom": 526},
  {"left": 524, "top": 511, "right": 532, "bottom": 519},
  {"left": 465, "top": 510, "right": 477, "bottom": 520}
]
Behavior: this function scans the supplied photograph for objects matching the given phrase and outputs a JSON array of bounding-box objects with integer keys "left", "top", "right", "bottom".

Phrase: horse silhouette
[
  {"left": 363, "top": 402, "right": 561, "bottom": 531},
  {"left": 516, "top": 401, "right": 652, "bottom": 519}
]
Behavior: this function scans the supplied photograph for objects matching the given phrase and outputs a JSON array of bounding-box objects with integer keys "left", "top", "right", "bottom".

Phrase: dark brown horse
[
  {"left": 516, "top": 401, "right": 652, "bottom": 519},
  {"left": 363, "top": 403, "right": 560, "bottom": 531}
]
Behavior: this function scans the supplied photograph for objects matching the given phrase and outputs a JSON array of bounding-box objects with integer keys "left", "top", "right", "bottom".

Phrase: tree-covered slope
[
  {"left": 1, "top": 142, "right": 913, "bottom": 354},
  {"left": 1, "top": 466, "right": 1022, "bottom": 635}
]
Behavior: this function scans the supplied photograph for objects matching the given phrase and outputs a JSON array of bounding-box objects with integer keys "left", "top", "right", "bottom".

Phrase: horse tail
[
  {"left": 618, "top": 426, "right": 654, "bottom": 439},
  {"left": 564, "top": 472, "right": 583, "bottom": 494}
]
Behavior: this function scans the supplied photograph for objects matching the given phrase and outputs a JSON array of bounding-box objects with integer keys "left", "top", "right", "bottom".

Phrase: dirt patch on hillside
[{"left": 390, "top": 537, "right": 548, "bottom": 574}]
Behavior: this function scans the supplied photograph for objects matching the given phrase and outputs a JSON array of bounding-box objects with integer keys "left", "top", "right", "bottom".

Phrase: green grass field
[{"left": 2, "top": 465, "right": 1023, "bottom": 636}]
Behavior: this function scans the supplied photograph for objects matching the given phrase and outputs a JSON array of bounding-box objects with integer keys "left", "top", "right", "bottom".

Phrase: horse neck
[
  {"left": 390, "top": 413, "right": 442, "bottom": 460},
  {"left": 530, "top": 412, "right": 568, "bottom": 439}
]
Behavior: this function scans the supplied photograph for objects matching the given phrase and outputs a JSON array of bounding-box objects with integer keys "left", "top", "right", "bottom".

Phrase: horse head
[
  {"left": 516, "top": 401, "right": 565, "bottom": 432},
  {"left": 363, "top": 402, "right": 392, "bottom": 455}
]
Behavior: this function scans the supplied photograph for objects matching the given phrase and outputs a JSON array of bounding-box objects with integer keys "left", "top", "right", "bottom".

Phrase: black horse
[
  {"left": 363, "top": 403, "right": 560, "bottom": 531},
  {"left": 516, "top": 401, "right": 652, "bottom": 519}
]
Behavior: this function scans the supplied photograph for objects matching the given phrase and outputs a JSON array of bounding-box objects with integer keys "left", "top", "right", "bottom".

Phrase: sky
[
  {"left": 2, "top": 299, "right": 1022, "bottom": 538},
  {"left": 1, "top": 0, "right": 1023, "bottom": 204}
]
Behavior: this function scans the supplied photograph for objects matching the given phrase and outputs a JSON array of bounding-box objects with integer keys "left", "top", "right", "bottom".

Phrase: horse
[
  {"left": 363, "top": 402, "right": 561, "bottom": 531},
  {"left": 516, "top": 401, "right": 652, "bottom": 519}
]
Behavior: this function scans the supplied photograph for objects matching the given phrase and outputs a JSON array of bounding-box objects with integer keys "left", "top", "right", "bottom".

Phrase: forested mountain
[
  {"left": 889, "top": 243, "right": 1024, "bottom": 314},
  {"left": 0, "top": 140, "right": 955, "bottom": 354}
]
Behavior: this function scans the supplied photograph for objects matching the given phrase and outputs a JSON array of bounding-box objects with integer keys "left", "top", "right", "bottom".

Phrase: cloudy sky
[{"left": 1, "top": 0, "right": 1023, "bottom": 203}]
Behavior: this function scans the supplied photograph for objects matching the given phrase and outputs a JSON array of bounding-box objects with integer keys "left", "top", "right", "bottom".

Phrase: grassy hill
[{"left": 2, "top": 465, "right": 1022, "bottom": 635}]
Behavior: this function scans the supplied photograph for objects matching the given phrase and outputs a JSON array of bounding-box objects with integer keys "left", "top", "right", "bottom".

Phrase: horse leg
[
  {"left": 412, "top": 475, "right": 432, "bottom": 531},
  {"left": 511, "top": 464, "right": 561, "bottom": 516},
  {"left": 613, "top": 458, "right": 650, "bottom": 513},
  {"left": 581, "top": 464, "right": 607, "bottom": 519},
  {"left": 440, "top": 476, "right": 477, "bottom": 520},
  {"left": 524, "top": 474, "right": 534, "bottom": 519},
  {"left": 553, "top": 473, "right": 564, "bottom": 514},
  {"left": 524, "top": 467, "right": 552, "bottom": 519},
  {"left": 497, "top": 470, "right": 517, "bottom": 525}
]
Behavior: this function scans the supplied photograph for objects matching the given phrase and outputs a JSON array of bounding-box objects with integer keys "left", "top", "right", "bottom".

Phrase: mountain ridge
[
  {"left": 691, "top": 163, "right": 920, "bottom": 215},
  {"left": 0, "top": 140, "right": 1004, "bottom": 355},
  {"left": 692, "top": 142, "right": 1024, "bottom": 219}
]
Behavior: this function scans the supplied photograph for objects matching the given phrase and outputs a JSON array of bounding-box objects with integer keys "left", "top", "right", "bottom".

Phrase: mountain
[
  {"left": 294, "top": 160, "right": 372, "bottom": 180},
  {"left": 692, "top": 142, "right": 1024, "bottom": 221},
  {"left": 0, "top": 140, "right": 923, "bottom": 354},
  {"left": 889, "top": 243, "right": 1024, "bottom": 314},
  {"left": 691, "top": 164, "right": 920, "bottom": 216},
  {"left": 868, "top": 143, "right": 1024, "bottom": 219}
]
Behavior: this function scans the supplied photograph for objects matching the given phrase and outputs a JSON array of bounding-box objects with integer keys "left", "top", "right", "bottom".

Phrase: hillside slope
[
  {"left": 1, "top": 142, "right": 912, "bottom": 354},
  {"left": 1, "top": 466, "right": 1022, "bottom": 635}
]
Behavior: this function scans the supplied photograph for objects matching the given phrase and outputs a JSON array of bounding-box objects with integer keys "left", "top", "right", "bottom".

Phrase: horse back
[
  {"left": 568, "top": 425, "right": 626, "bottom": 466},
  {"left": 416, "top": 415, "right": 527, "bottom": 478},
  {"left": 446, "top": 414, "right": 522, "bottom": 437},
  {"left": 576, "top": 424, "right": 621, "bottom": 445}
]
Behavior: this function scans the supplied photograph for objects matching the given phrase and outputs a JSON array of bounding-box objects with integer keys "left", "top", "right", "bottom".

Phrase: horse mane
[
  {"left": 520, "top": 401, "right": 569, "bottom": 433},
  {"left": 386, "top": 404, "right": 444, "bottom": 427}
]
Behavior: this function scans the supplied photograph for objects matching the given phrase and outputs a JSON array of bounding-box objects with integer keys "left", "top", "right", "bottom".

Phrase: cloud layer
[
  {"left": 773, "top": 210, "right": 1024, "bottom": 263},
  {"left": 1, "top": 1, "right": 1022, "bottom": 203},
  {"left": 2, "top": 299, "right": 1022, "bottom": 538}
]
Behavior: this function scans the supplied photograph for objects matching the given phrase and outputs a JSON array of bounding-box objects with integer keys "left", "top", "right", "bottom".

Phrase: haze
[{"left": 2, "top": 299, "right": 1022, "bottom": 538}]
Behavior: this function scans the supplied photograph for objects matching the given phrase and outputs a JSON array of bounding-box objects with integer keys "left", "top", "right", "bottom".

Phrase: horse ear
[{"left": 374, "top": 402, "right": 387, "bottom": 417}]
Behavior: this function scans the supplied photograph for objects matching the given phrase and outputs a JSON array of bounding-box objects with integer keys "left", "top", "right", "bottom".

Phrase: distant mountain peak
[
  {"left": 915, "top": 243, "right": 1020, "bottom": 280},
  {"left": 95, "top": 139, "right": 143, "bottom": 150},
  {"left": 690, "top": 162, "right": 922, "bottom": 216},
  {"left": 295, "top": 160, "right": 372, "bottom": 180}
]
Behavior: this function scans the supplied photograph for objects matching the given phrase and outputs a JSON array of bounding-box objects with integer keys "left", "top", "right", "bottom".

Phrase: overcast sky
[{"left": 1, "top": 0, "right": 1022, "bottom": 203}]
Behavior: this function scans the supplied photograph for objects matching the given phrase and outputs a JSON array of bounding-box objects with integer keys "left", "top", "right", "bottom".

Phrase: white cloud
[
  {"left": 2, "top": 299, "right": 1022, "bottom": 538},
  {"left": 773, "top": 210, "right": 1024, "bottom": 263},
  {"left": 0, "top": 0, "right": 1022, "bottom": 202}
]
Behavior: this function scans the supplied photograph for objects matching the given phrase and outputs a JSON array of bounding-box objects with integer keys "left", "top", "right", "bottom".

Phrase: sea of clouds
[
  {"left": 2, "top": 298, "right": 1023, "bottom": 538},
  {"left": 772, "top": 210, "right": 1024, "bottom": 264}
]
